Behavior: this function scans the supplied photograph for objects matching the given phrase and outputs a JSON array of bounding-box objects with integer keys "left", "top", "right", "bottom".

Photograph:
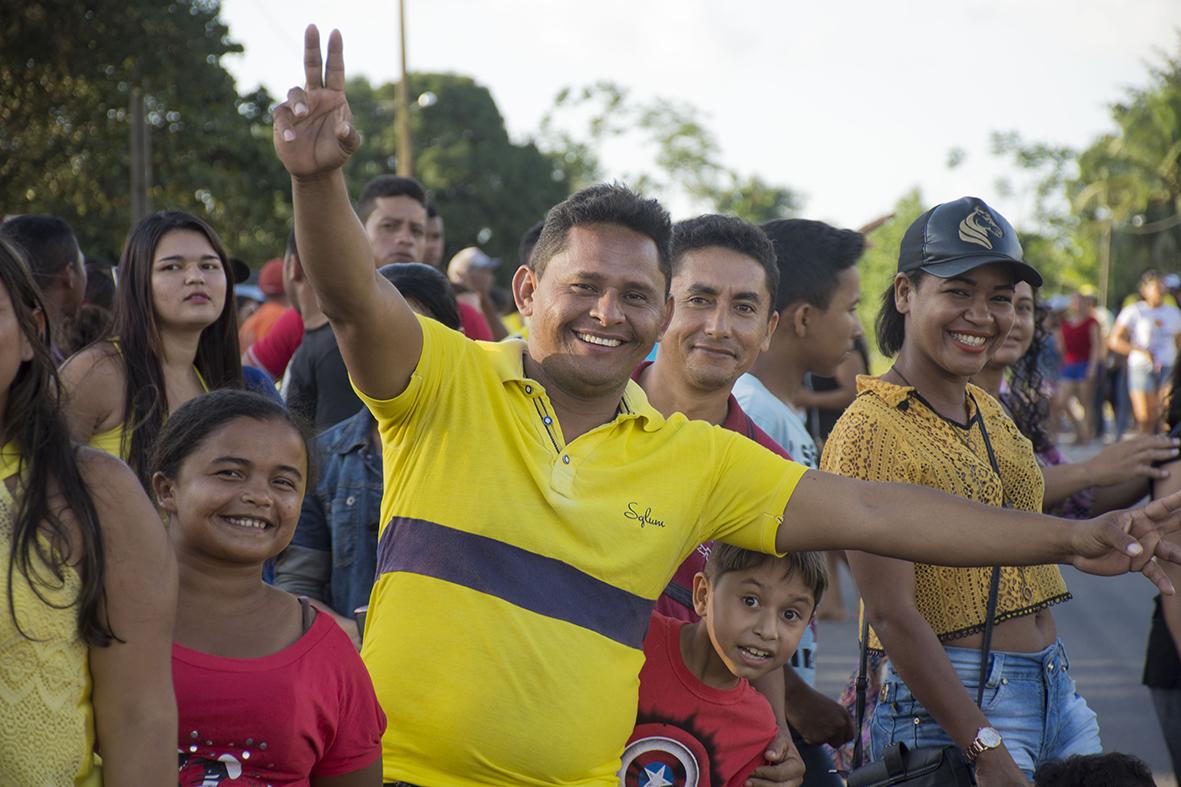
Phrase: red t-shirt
[
  {"left": 239, "top": 300, "right": 288, "bottom": 352},
  {"left": 245, "top": 306, "right": 305, "bottom": 379},
  {"left": 631, "top": 363, "right": 793, "bottom": 621},
  {"left": 174, "top": 613, "right": 386, "bottom": 786},
  {"left": 458, "top": 301, "right": 495, "bottom": 341},
  {"left": 621, "top": 614, "right": 778, "bottom": 787},
  {"left": 1060, "top": 315, "right": 1098, "bottom": 366}
]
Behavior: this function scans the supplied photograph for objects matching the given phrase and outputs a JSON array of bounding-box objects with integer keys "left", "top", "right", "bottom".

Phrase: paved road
[{"left": 814, "top": 527, "right": 1176, "bottom": 783}]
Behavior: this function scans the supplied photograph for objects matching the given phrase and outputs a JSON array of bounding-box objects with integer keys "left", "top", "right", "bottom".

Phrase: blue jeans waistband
[{"left": 889, "top": 639, "right": 1068, "bottom": 686}]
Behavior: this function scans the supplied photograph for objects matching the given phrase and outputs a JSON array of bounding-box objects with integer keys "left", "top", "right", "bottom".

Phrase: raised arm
[
  {"left": 272, "top": 26, "right": 421, "bottom": 400},
  {"left": 777, "top": 468, "right": 1181, "bottom": 592}
]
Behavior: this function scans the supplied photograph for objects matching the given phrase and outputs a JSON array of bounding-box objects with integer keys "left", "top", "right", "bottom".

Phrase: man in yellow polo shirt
[{"left": 273, "top": 27, "right": 1181, "bottom": 786}]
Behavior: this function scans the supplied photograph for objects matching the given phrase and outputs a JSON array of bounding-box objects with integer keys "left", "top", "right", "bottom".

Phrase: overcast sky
[{"left": 220, "top": 0, "right": 1181, "bottom": 229}]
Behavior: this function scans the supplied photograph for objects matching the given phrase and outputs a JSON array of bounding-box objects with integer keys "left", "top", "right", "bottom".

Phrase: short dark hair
[
  {"left": 518, "top": 219, "right": 544, "bottom": 267},
  {"left": 426, "top": 199, "right": 440, "bottom": 220},
  {"left": 1141, "top": 268, "right": 1163, "bottom": 287},
  {"left": 670, "top": 214, "right": 779, "bottom": 306},
  {"left": 377, "top": 262, "right": 461, "bottom": 331},
  {"left": 530, "top": 183, "right": 672, "bottom": 290},
  {"left": 0, "top": 214, "right": 80, "bottom": 283},
  {"left": 761, "top": 219, "right": 864, "bottom": 312},
  {"left": 357, "top": 175, "right": 428, "bottom": 224},
  {"left": 875, "top": 271, "right": 928, "bottom": 358},
  {"left": 704, "top": 543, "right": 827, "bottom": 610},
  {"left": 1034, "top": 753, "right": 1154, "bottom": 787},
  {"left": 83, "top": 260, "right": 115, "bottom": 311}
]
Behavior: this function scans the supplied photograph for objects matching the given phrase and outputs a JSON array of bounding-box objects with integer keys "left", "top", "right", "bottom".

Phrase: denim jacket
[{"left": 274, "top": 407, "right": 382, "bottom": 617}]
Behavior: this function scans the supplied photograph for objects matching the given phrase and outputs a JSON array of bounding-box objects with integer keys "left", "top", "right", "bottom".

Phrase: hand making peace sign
[{"left": 272, "top": 25, "right": 360, "bottom": 178}]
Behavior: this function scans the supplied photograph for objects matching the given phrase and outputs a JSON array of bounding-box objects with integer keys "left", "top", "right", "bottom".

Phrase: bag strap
[
  {"left": 972, "top": 394, "right": 1006, "bottom": 709},
  {"left": 852, "top": 391, "right": 1005, "bottom": 767}
]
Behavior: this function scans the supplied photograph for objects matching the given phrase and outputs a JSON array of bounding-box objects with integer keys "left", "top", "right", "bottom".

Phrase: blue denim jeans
[{"left": 870, "top": 640, "right": 1100, "bottom": 778}]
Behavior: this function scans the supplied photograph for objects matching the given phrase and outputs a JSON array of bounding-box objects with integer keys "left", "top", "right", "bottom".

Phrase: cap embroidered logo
[{"left": 958, "top": 207, "right": 1003, "bottom": 250}]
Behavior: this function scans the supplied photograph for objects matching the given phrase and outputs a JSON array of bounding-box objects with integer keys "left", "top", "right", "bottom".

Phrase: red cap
[{"left": 258, "top": 259, "right": 284, "bottom": 296}]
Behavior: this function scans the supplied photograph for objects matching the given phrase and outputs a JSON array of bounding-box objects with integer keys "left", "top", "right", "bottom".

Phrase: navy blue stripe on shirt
[{"left": 375, "top": 516, "right": 653, "bottom": 649}]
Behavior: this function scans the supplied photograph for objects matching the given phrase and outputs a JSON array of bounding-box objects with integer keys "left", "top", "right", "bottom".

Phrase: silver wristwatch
[{"left": 964, "top": 726, "right": 1003, "bottom": 762}]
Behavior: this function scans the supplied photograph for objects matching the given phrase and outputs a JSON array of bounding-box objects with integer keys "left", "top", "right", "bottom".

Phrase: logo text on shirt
[{"left": 624, "top": 502, "right": 665, "bottom": 529}]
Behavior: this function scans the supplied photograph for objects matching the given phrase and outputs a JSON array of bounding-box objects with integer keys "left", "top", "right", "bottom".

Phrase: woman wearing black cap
[{"left": 820, "top": 197, "right": 1100, "bottom": 784}]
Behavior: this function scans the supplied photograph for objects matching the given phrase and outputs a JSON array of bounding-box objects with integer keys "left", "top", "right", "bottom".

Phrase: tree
[
  {"left": 856, "top": 190, "right": 926, "bottom": 373},
  {"left": 537, "top": 82, "right": 802, "bottom": 223},
  {"left": 343, "top": 73, "right": 572, "bottom": 271},
  {"left": 989, "top": 39, "right": 1181, "bottom": 306},
  {"left": 1, "top": 0, "right": 290, "bottom": 265}
]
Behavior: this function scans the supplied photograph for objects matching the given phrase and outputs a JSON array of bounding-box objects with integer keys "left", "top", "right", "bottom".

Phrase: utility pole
[
  {"left": 129, "top": 64, "right": 151, "bottom": 222},
  {"left": 1098, "top": 217, "right": 1113, "bottom": 311},
  {"left": 396, "top": 0, "right": 413, "bottom": 176}
]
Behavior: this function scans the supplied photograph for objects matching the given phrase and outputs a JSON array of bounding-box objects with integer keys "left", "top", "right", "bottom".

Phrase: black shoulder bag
[{"left": 846, "top": 397, "right": 1006, "bottom": 787}]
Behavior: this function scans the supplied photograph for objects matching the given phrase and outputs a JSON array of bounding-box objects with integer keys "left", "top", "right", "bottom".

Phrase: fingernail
[
  {"left": 295, "top": 102, "right": 308, "bottom": 116},
  {"left": 1128, "top": 543, "right": 1144, "bottom": 556},
  {"left": 283, "top": 129, "right": 295, "bottom": 142}
]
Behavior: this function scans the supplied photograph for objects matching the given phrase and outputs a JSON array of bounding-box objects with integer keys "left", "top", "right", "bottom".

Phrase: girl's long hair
[
  {"left": 1002, "top": 297, "right": 1053, "bottom": 455},
  {"left": 1, "top": 238, "right": 113, "bottom": 645},
  {"left": 108, "top": 211, "right": 242, "bottom": 488}
]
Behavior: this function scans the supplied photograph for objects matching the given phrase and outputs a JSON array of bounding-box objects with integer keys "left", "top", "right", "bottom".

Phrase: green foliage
[
  {"left": 537, "top": 82, "right": 802, "bottom": 222},
  {"left": 991, "top": 39, "right": 1181, "bottom": 307},
  {"left": 345, "top": 73, "right": 571, "bottom": 272},
  {"left": 1, "top": 1, "right": 290, "bottom": 265}
]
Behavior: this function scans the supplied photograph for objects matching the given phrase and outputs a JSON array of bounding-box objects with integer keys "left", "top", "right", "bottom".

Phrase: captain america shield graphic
[{"left": 619, "top": 736, "right": 701, "bottom": 787}]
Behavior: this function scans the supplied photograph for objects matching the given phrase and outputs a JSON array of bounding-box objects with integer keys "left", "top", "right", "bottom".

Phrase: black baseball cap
[{"left": 898, "top": 196, "right": 1042, "bottom": 287}]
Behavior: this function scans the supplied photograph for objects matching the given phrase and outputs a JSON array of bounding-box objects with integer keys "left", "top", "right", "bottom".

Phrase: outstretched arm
[
  {"left": 778, "top": 469, "right": 1181, "bottom": 593},
  {"left": 272, "top": 26, "right": 421, "bottom": 401}
]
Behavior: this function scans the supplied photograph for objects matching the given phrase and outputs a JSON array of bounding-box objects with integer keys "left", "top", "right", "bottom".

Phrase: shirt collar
[
  {"left": 856, "top": 374, "right": 985, "bottom": 422},
  {"left": 486, "top": 341, "right": 664, "bottom": 432}
]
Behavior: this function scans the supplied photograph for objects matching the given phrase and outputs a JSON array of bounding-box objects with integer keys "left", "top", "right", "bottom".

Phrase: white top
[
  {"left": 1115, "top": 301, "right": 1181, "bottom": 369},
  {"left": 732, "top": 373, "right": 819, "bottom": 469}
]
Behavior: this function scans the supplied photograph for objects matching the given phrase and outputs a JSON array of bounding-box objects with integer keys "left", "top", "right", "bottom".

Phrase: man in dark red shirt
[{"left": 632, "top": 214, "right": 852, "bottom": 787}]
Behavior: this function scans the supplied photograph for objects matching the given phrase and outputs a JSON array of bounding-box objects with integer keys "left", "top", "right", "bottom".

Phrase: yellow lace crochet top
[
  {"left": 820, "top": 376, "right": 1070, "bottom": 652},
  {"left": 0, "top": 442, "right": 100, "bottom": 785}
]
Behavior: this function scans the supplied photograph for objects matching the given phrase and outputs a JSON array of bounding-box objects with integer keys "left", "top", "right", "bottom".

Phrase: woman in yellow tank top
[
  {"left": 0, "top": 239, "right": 176, "bottom": 784},
  {"left": 821, "top": 198, "right": 1099, "bottom": 784},
  {"left": 61, "top": 211, "right": 242, "bottom": 489}
]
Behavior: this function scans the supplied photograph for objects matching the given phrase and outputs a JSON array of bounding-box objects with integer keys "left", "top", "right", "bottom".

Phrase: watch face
[{"left": 978, "top": 727, "right": 1003, "bottom": 748}]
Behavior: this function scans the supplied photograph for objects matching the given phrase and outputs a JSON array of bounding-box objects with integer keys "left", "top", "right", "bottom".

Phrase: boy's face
[{"left": 692, "top": 561, "right": 815, "bottom": 683}]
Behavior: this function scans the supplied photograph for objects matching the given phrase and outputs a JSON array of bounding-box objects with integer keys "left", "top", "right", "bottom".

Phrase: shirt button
[
  {"left": 1047, "top": 661, "right": 1055, "bottom": 672},
  {"left": 562, "top": 455, "right": 570, "bottom": 464},
  {"left": 543, "top": 416, "right": 553, "bottom": 425},
  {"left": 346, "top": 495, "right": 355, "bottom": 506},
  {"left": 524, "top": 385, "right": 533, "bottom": 394}
]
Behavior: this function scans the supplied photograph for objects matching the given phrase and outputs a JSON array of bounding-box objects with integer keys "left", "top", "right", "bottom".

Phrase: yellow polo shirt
[{"left": 356, "top": 315, "right": 806, "bottom": 786}]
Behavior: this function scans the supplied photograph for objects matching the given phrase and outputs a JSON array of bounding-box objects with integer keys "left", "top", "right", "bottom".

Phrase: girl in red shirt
[{"left": 152, "top": 389, "right": 385, "bottom": 787}]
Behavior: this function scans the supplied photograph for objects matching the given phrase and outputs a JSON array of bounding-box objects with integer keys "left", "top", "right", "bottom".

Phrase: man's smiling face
[{"left": 514, "top": 223, "right": 671, "bottom": 400}]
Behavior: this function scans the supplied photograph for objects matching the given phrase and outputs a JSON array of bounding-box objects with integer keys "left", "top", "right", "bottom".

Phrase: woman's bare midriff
[{"left": 946, "top": 608, "right": 1057, "bottom": 653}]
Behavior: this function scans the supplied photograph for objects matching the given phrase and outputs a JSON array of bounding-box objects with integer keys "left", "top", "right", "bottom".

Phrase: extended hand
[
  {"left": 272, "top": 25, "right": 360, "bottom": 179},
  {"left": 1072, "top": 491, "right": 1181, "bottom": 592},
  {"left": 1085, "top": 434, "right": 1180, "bottom": 487}
]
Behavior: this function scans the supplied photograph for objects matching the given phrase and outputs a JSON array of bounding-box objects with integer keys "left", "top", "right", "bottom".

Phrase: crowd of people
[{"left": 2, "top": 24, "right": 1181, "bottom": 787}]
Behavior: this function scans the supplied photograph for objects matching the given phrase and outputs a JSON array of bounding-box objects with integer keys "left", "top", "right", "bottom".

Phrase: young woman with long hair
[
  {"left": 972, "top": 282, "right": 1178, "bottom": 519},
  {"left": 0, "top": 238, "right": 176, "bottom": 784},
  {"left": 821, "top": 198, "right": 1099, "bottom": 785},
  {"left": 153, "top": 389, "right": 384, "bottom": 785},
  {"left": 61, "top": 210, "right": 242, "bottom": 488}
]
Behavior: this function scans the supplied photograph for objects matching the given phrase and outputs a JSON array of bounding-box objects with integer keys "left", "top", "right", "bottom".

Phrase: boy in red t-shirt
[{"left": 620, "top": 545, "right": 826, "bottom": 787}]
